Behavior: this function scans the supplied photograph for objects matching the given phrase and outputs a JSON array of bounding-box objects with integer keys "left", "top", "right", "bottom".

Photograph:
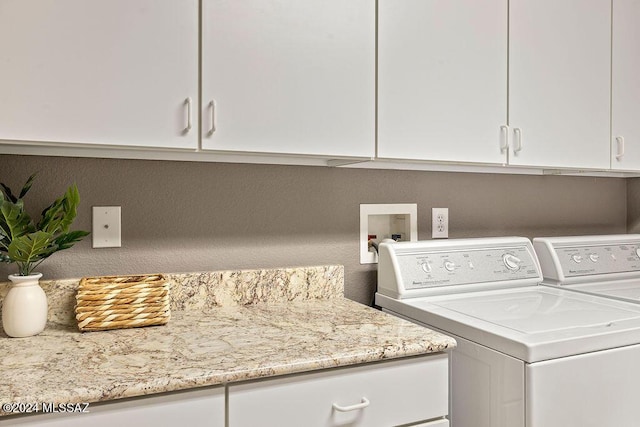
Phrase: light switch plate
[{"left": 92, "top": 206, "right": 121, "bottom": 248}]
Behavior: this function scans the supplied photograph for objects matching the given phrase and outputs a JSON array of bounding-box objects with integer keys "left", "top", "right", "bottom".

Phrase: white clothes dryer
[
  {"left": 534, "top": 234, "right": 640, "bottom": 304},
  {"left": 375, "top": 236, "right": 640, "bottom": 427}
]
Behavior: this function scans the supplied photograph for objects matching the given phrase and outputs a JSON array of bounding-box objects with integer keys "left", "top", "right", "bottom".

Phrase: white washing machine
[
  {"left": 375, "top": 237, "right": 640, "bottom": 427},
  {"left": 534, "top": 234, "right": 640, "bottom": 304}
]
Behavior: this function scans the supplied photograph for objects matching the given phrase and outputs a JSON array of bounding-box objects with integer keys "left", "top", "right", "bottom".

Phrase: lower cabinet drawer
[
  {"left": 0, "top": 387, "right": 225, "bottom": 427},
  {"left": 228, "top": 353, "right": 449, "bottom": 427}
]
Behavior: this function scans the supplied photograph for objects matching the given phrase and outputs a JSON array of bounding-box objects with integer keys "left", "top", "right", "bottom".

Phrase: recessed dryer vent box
[{"left": 360, "top": 203, "right": 417, "bottom": 264}]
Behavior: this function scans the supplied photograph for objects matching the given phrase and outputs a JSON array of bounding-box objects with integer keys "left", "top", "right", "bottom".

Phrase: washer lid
[
  {"left": 376, "top": 285, "right": 640, "bottom": 363},
  {"left": 431, "top": 288, "right": 639, "bottom": 334},
  {"left": 552, "top": 279, "right": 640, "bottom": 304}
]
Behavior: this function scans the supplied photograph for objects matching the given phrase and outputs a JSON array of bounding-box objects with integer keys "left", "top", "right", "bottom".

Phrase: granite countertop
[{"left": 0, "top": 265, "right": 455, "bottom": 415}]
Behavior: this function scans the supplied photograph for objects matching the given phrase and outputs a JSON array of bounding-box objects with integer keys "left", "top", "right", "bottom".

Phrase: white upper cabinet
[
  {"left": 201, "top": 0, "right": 375, "bottom": 158},
  {"left": 378, "top": 0, "right": 508, "bottom": 164},
  {"left": 0, "top": 0, "right": 198, "bottom": 149},
  {"left": 508, "top": 0, "right": 611, "bottom": 169},
  {"left": 611, "top": 0, "right": 640, "bottom": 170}
]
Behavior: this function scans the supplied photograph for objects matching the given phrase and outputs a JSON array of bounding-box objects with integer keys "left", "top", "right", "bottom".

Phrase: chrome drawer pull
[
  {"left": 184, "top": 97, "right": 192, "bottom": 133},
  {"left": 208, "top": 99, "right": 217, "bottom": 136},
  {"left": 616, "top": 136, "right": 625, "bottom": 160},
  {"left": 332, "top": 397, "right": 370, "bottom": 412},
  {"left": 513, "top": 128, "right": 523, "bottom": 153},
  {"left": 500, "top": 125, "right": 509, "bottom": 153}
]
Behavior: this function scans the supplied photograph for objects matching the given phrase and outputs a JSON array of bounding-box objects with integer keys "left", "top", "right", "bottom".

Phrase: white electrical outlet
[
  {"left": 92, "top": 206, "right": 122, "bottom": 248},
  {"left": 432, "top": 208, "right": 449, "bottom": 239}
]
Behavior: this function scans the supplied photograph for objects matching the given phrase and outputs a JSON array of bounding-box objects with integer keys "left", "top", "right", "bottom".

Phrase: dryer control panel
[
  {"left": 534, "top": 235, "right": 640, "bottom": 285},
  {"left": 377, "top": 237, "right": 542, "bottom": 299}
]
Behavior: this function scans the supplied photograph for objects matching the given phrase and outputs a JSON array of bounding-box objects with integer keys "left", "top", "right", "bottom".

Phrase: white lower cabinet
[
  {"left": 228, "top": 354, "right": 449, "bottom": 427},
  {"left": 0, "top": 355, "right": 448, "bottom": 427},
  {"left": 0, "top": 387, "right": 224, "bottom": 427}
]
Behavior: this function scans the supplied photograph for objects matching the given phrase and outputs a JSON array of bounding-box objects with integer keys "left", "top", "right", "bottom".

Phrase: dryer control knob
[
  {"left": 503, "top": 254, "right": 521, "bottom": 271},
  {"left": 589, "top": 253, "right": 600, "bottom": 262},
  {"left": 636, "top": 248, "right": 640, "bottom": 258},
  {"left": 444, "top": 261, "right": 456, "bottom": 272},
  {"left": 420, "top": 262, "right": 431, "bottom": 273},
  {"left": 571, "top": 255, "right": 583, "bottom": 263}
]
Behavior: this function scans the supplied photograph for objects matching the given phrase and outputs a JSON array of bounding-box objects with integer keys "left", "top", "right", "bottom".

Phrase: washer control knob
[
  {"left": 420, "top": 262, "right": 431, "bottom": 273},
  {"left": 571, "top": 255, "right": 583, "bottom": 263},
  {"left": 589, "top": 253, "right": 600, "bottom": 262},
  {"left": 444, "top": 261, "right": 456, "bottom": 272},
  {"left": 636, "top": 248, "right": 640, "bottom": 258},
  {"left": 502, "top": 254, "right": 521, "bottom": 271}
]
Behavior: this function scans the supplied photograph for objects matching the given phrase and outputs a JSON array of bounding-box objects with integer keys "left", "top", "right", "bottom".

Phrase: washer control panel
[
  {"left": 395, "top": 245, "right": 539, "bottom": 290},
  {"left": 377, "top": 237, "right": 542, "bottom": 299},
  {"left": 555, "top": 244, "right": 640, "bottom": 277}
]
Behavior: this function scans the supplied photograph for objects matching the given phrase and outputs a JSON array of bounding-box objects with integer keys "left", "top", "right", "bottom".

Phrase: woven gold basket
[{"left": 75, "top": 274, "right": 170, "bottom": 332}]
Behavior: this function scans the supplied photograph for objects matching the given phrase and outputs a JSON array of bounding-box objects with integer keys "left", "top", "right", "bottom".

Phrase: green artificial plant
[{"left": 0, "top": 173, "right": 90, "bottom": 276}]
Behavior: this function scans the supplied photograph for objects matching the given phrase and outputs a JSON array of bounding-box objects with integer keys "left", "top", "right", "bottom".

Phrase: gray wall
[
  {"left": 0, "top": 154, "right": 627, "bottom": 304},
  {"left": 627, "top": 178, "right": 640, "bottom": 233}
]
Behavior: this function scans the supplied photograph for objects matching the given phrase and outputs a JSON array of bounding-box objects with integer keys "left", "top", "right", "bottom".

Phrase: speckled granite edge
[
  {"left": 0, "top": 299, "right": 456, "bottom": 414},
  {"left": 0, "top": 265, "right": 344, "bottom": 327}
]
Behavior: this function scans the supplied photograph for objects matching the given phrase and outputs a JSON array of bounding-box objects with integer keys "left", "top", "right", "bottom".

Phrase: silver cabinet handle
[
  {"left": 500, "top": 125, "right": 509, "bottom": 153},
  {"left": 208, "top": 100, "right": 217, "bottom": 136},
  {"left": 513, "top": 128, "right": 523, "bottom": 153},
  {"left": 184, "top": 97, "right": 192, "bottom": 133},
  {"left": 332, "top": 397, "right": 370, "bottom": 412},
  {"left": 616, "top": 136, "right": 625, "bottom": 160}
]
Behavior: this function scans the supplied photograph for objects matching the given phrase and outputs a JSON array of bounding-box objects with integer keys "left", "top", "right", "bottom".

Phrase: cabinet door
[
  {"left": 228, "top": 354, "right": 449, "bottom": 427},
  {"left": 611, "top": 0, "right": 640, "bottom": 170},
  {"left": 508, "top": 0, "right": 610, "bottom": 169},
  {"left": 201, "top": 0, "right": 375, "bottom": 158},
  {"left": 378, "top": 0, "right": 508, "bottom": 164},
  {"left": 0, "top": 387, "right": 224, "bottom": 427},
  {"left": 0, "top": 0, "right": 198, "bottom": 149}
]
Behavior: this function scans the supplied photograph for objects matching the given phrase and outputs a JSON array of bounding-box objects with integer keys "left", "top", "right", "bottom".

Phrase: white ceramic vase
[{"left": 2, "top": 273, "right": 48, "bottom": 338}]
